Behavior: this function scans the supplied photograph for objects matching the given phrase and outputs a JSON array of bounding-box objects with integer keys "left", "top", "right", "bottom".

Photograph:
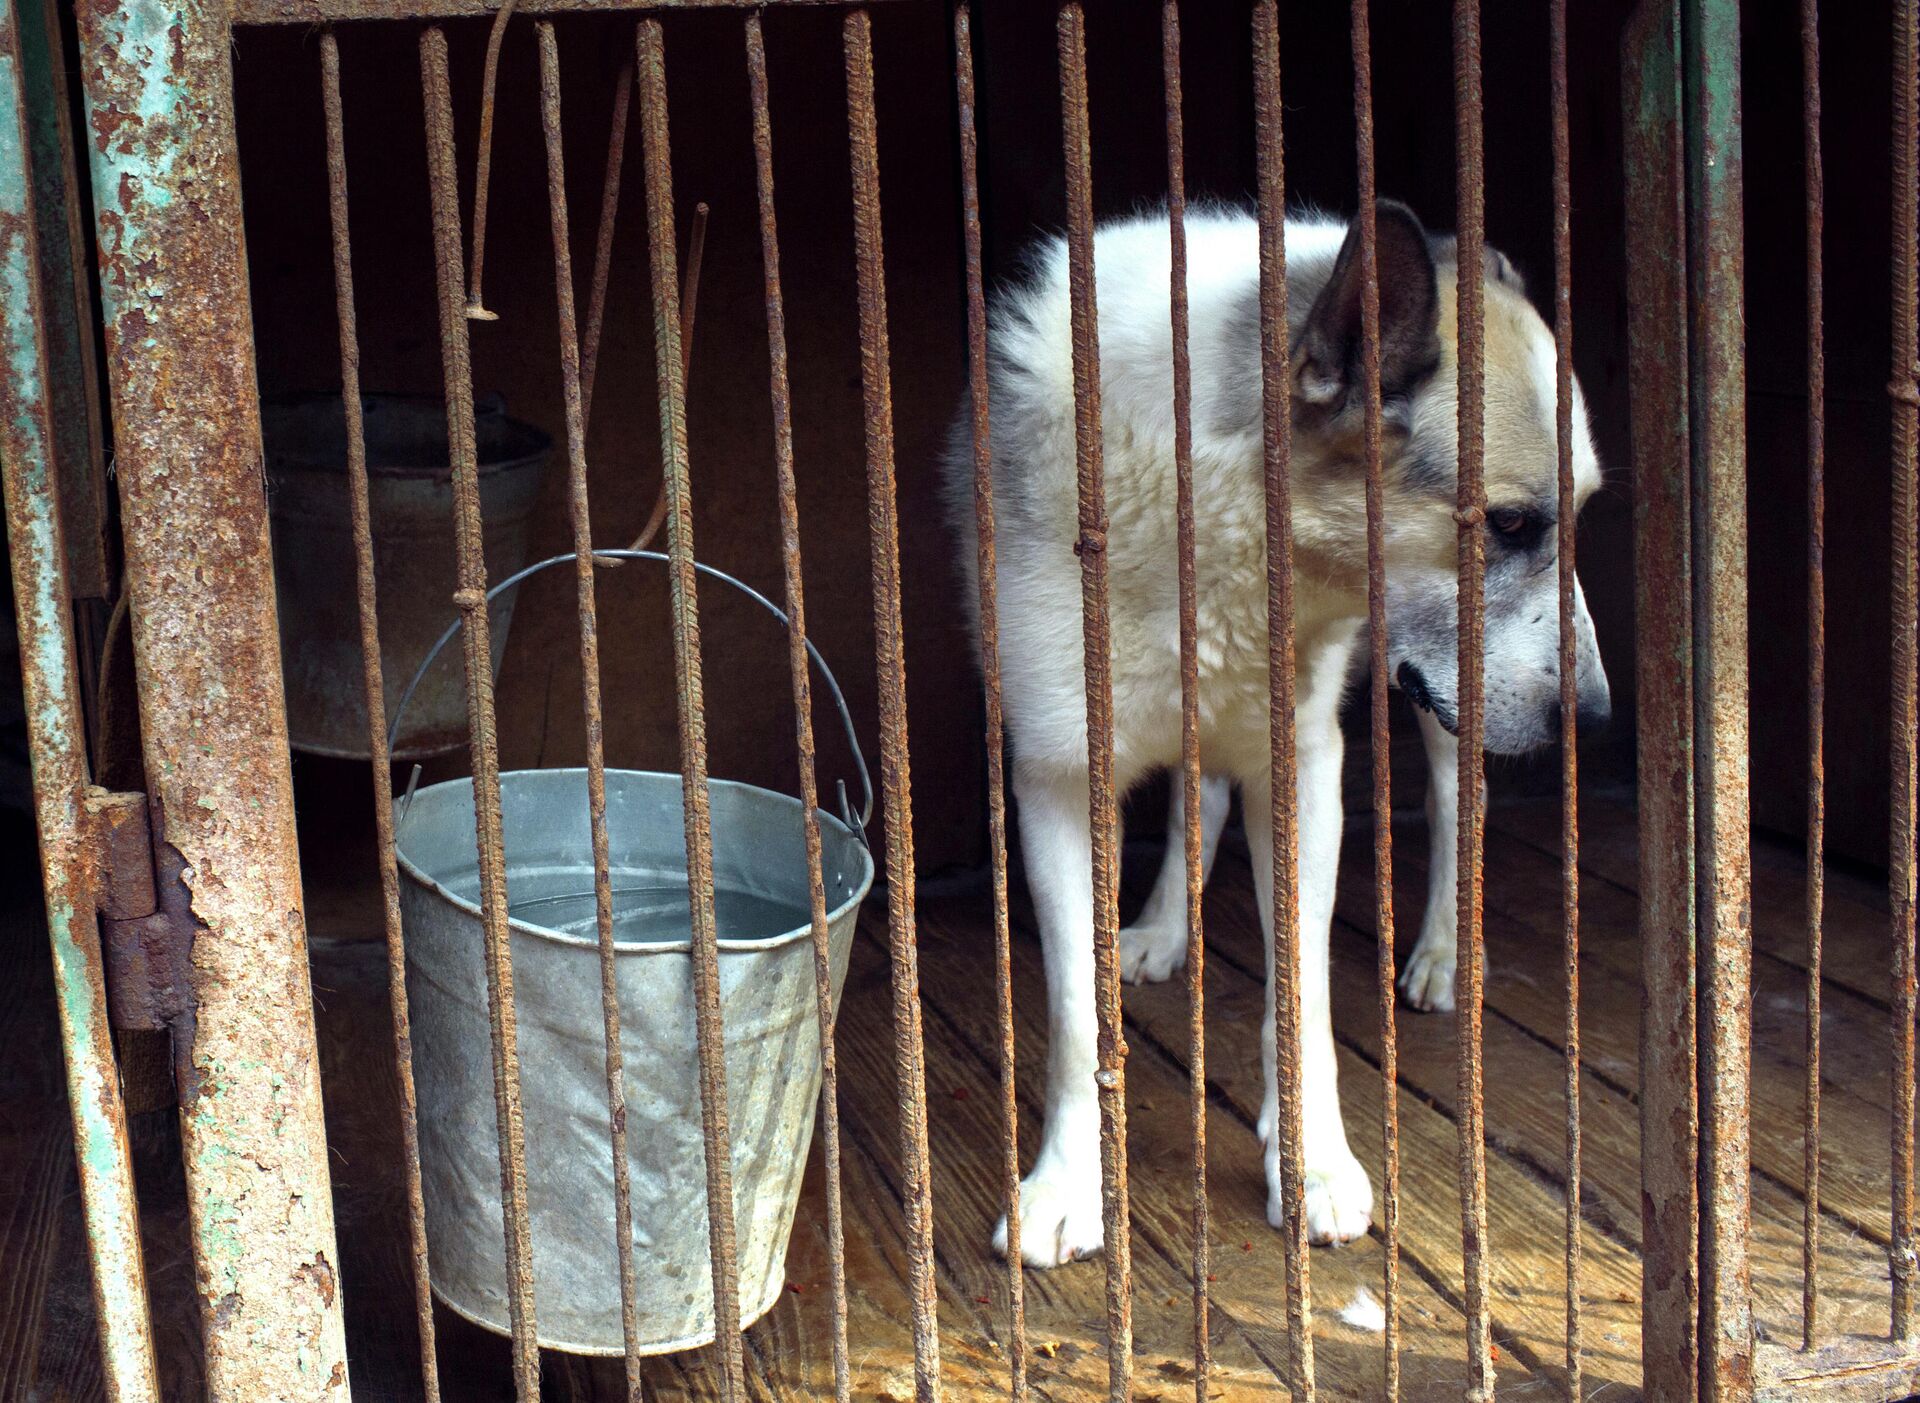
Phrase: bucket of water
[{"left": 392, "top": 551, "right": 875, "bottom": 1354}]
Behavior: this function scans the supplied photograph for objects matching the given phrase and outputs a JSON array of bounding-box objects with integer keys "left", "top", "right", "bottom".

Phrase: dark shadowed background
[{"left": 220, "top": 0, "right": 1881, "bottom": 878}]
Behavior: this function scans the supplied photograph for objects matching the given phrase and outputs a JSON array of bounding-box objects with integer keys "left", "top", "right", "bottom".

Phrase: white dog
[{"left": 943, "top": 201, "right": 1610, "bottom": 1266}]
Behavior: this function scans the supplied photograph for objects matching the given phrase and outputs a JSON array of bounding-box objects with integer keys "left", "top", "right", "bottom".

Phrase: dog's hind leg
[
  {"left": 1399, "top": 705, "right": 1480, "bottom": 1013},
  {"left": 995, "top": 758, "right": 1107, "bottom": 1267},
  {"left": 1120, "top": 773, "right": 1230, "bottom": 984},
  {"left": 1245, "top": 687, "right": 1372, "bottom": 1246}
]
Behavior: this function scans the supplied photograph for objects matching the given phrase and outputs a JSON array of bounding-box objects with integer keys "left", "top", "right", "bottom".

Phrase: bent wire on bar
[
  {"left": 634, "top": 19, "right": 749, "bottom": 1399},
  {"left": 420, "top": 26, "right": 542, "bottom": 1398}
]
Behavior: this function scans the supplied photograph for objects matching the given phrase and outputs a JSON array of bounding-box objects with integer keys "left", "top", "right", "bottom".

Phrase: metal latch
[{"left": 88, "top": 789, "right": 197, "bottom": 1036}]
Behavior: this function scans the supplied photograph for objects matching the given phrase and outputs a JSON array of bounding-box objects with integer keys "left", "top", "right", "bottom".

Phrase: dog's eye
[{"left": 1487, "top": 506, "right": 1546, "bottom": 547}]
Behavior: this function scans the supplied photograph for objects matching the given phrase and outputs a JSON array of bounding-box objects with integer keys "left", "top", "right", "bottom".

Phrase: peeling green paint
[{"left": 0, "top": 0, "right": 161, "bottom": 1393}]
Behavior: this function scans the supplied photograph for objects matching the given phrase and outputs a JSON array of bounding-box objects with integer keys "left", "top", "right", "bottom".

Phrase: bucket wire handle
[{"left": 388, "top": 549, "right": 875, "bottom": 841}]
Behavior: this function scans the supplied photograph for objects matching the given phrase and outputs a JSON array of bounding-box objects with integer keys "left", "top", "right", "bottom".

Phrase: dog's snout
[{"left": 1543, "top": 694, "right": 1613, "bottom": 740}]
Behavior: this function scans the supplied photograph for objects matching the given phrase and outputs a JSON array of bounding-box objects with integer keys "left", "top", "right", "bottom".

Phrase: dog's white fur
[{"left": 945, "top": 205, "right": 1609, "bottom": 1266}]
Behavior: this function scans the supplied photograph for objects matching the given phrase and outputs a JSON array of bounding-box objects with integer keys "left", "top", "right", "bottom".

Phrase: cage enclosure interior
[{"left": 1, "top": 0, "right": 1917, "bottom": 1401}]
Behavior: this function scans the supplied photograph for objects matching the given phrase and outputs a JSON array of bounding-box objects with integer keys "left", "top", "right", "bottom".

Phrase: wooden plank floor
[{"left": 2, "top": 790, "right": 1907, "bottom": 1399}]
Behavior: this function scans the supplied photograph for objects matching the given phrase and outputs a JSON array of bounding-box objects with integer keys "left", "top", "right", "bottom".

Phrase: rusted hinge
[{"left": 87, "top": 789, "right": 197, "bottom": 1037}]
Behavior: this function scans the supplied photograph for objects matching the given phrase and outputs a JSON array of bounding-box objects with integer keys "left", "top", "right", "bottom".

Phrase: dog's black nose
[{"left": 1545, "top": 696, "right": 1612, "bottom": 740}]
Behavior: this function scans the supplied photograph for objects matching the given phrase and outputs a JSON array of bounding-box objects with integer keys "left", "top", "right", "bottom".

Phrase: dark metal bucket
[{"left": 263, "top": 393, "right": 550, "bottom": 760}]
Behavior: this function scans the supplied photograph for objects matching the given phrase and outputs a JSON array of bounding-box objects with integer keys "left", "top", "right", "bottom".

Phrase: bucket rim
[
  {"left": 262, "top": 390, "right": 553, "bottom": 480},
  {"left": 393, "top": 767, "right": 876, "bottom": 955}
]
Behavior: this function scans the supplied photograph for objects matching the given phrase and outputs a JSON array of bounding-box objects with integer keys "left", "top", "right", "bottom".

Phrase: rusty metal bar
[
  {"left": 421, "top": 28, "right": 542, "bottom": 1397},
  {"left": 1623, "top": 2, "right": 1700, "bottom": 1396},
  {"left": 1347, "top": 6, "right": 1398, "bottom": 1398},
  {"left": 0, "top": 6, "right": 159, "bottom": 1395},
  {"left": 238, "top": 0, "right": 908, "bottom": 21},
  {"left": 842, "top": 11, "right": 942, "bottom": 1397},
  {"left": 952, "top": 5, "right": 1027, "bottom": 1396},
  {"left": 465, "top": 0, "right": 516, "bottom": 322},
  {"left": 1452, "top": 3, "right": 1494, "bottom": 1398},
  {"left": 13, "top": 0, "right": 107, "bottom": 601},
  {"left": 72, "top": 0, "right": 354, "bottom": 1391},
  {"left": 743, "top": 14, "right": 852, "bottom": 1399},
  {"left": 1056, "top": 9, "right": 1134, "bottom": 1396},
  {"left": 1894, "top": 0, "right": 1920, "bottom": 1349},
  {"left": 1549, "top": 0, "right": 1583, "bottom": 1394},
  {"left": 1160, "top": 3, "right": 1209, "bottom": 1395},
  {"left": 578, "top": 58, "right": 630, "bottom": 429},
  {"left": 534, "top": 23, "right": 646, "bottom": 1395},
  {"left": 1800, "top": 0, "right": 1824, "bottom": 1355},
  {"left": 318, "top": 30, "right": 441, "bottom": 1401},
  {"left": 634, "top": 21, "right": 747, "bottom": 1399},
  {"left": 1683, "top": 1, "right": 1754, "bottom": 1393},
  {"left": 1251, "top": 3, "right": 1313, "bottom": 1397}
]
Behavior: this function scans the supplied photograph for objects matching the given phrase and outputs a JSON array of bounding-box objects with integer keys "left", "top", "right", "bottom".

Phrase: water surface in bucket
[{"left": 499, "top": 868, "right": 808, "bottom": 944}]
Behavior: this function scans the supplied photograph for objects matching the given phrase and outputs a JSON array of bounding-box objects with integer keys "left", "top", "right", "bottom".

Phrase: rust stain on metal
[
  {"left": 72, "top": 0, "right": 353, "bottom": 1390},
  {"left": 1056, "top": 9, "right": 1134, "bottom": 1397},
  {"left": 1799, "top": 0, "right": 1825, "bottom": 1356},
  {"left": 615, "top": 200, "right": 703, "bottom": 560},
  {"left": 1251, "top": 3, "right": 1313, "bottom": 1395},
  {"left": 0, "top": 11, "right": 159, "bottom": 1387},
  {"left": 234, "top": 0, "right": 912, "bottom": 24},
  {"left": 1683, "top": 1, "right": 1754, "bottom": 1392},
  {"left": 100, "top": 822, "right": 198, "bottom": 1044},
  {"left": 422, "top": 26, "right": 542, "bottom": 1396},
  {"left": 1550, "top": 0, "right": 1584, "bottom": 1394},
  {"left": 1347, "top": 5, "right": 1399, "bottom": 1397},
  {"left": 1453, "top": 3, "right": 1495, "bottom": 1398},
  {"left": 952, "top": 5, "right": 1026, "bottom": 1393},
  {"left": 636, "top": 20, "right": 747, "bottom": 1400},
  {"left": 744, "top": 17, "right": 852, "bottom": 1396},
  {"left": 1160, "top": 4, "right": 1208, "bottom": 1396},
  {"left": 1894, "top": 0, "right": 1920, "bottom": 1349},
  {"left": 843, "top": 11, "right": 942, "bottom": 1397},
  {"left": 1622, "top": 3, "right": 1700, "bottom": 1397},
  {"left": 535, "top": 22, "right": 646, "bottom": 1394},
  {"left": 318, "top": 27, "right": 442, "bottom": 1399}
]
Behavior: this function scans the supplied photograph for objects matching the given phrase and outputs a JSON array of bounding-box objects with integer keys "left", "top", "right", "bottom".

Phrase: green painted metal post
[
  {"left": 1682, "top": 0, "right": 1754, "bottom": 1397},
  {"left": 70, "top": 0, "right": 353, "bottom": 1396},
  {"left": 0, "top": 0, "right": 159, "bottom": 1396}
]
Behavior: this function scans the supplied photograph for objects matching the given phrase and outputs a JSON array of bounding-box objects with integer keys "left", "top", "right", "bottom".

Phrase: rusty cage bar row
[{"left": 10, "top": 0, "right": 1920, "bottom": 1398}]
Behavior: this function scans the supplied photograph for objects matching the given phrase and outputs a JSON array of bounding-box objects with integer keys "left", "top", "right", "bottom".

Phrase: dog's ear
[
  {"left": 1428, "top": 234, "right": 1527, "bottom": 295},
  {"left": 1296, "top": 199, "right": 1441, "bottom": 411}
]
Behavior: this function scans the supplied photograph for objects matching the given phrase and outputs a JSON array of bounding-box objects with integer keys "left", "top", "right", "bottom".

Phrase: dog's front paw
[
  {"left": 1119, "top": 916, "right": 1185, "bottom": 985},
  {"left": 1399, "top": 929, "right": 1458, "bottom": 1013},
  {"left": 993, "top": 1161, "right": 1104, "bottom": 1268},
  {"left": 1267, "top": 1149, "right": 1372, "bottom": 1246}
]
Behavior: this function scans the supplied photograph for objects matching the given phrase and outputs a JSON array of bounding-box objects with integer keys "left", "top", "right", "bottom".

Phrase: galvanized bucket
[
  {"left": 393, "top": 551, "right": 875, "bottom": 1355},
  {"left": 264, "top": 393, "right": 550, "bottom": 760}
]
